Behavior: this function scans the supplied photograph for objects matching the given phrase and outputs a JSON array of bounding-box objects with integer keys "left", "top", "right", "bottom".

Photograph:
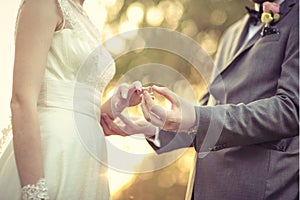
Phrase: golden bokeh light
[
  {"left": 105, "top": 0, "right": 124, "bottom": 22},
  {"left": 118, "top": 21, "right": 139, "bottom": 39},
  {"left": 158, "top": 170, "right": 177, "bottom": 188},
  {"left": 104, "top": 35, "right": 126, "bottom": 55},
  {"left": 146, "top": 6, "right": 164, "bottom": 26},
  {"left": 127, "top": 2, "right": 145, "bottom": 24},
  {"left": 107, "top": 169, "right": 135, "bottom": 194},
  {"left": 85, "top": 1, "right": 107, "bottom": 30},
  {"left": 210, "top": 9, "right": 227, "bottom": 26},
  {"left": 196, "top": 30, "right": 220, "bottom": 55},
  {"left": 159, "top": 0, "right": 184, "bottom": 27},
  {"left": 102, "top": 0, "right": 117, "bottom": 7},
  {"left": 181, "top": 19, "right": 198, "bottom": 37}
]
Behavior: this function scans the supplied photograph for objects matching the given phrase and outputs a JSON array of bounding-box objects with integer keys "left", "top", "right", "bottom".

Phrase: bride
[{"left": 0, "top": 0, "right": 143, "bottom": 199}]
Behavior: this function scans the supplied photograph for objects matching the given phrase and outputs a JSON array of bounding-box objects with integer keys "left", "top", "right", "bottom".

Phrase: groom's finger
[
  {"left": 152, "top": 86, "right": 179, "bottom": 107},
  {"left": 143, "top": 91, "right": 156, "bottom": 108},
  {"left": 141, "top": 97, "right": 151, "bottom": 122},
  {"left": 149, "top": 104, "right": 167, "bottom": 121},
  {"left": 148, "top": 111, "right": 165, "bottom": 128},
  {"left": 143, "top": 91, "right": 166, "bottom": 119}
]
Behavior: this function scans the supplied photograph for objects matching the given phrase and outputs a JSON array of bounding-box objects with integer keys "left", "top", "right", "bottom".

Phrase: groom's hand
[{"left": 141, "top": 86, "right": 196, "bottom": 132}]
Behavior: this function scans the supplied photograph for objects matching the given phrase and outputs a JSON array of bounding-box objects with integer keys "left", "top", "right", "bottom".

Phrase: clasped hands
[{"left": 101, "top": 81, "right": 196, "bottom": 137}]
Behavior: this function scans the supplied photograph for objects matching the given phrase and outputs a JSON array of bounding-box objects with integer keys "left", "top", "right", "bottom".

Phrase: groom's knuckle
[{"left": 161, "top": 87, "right": 167, "bottom": 92}]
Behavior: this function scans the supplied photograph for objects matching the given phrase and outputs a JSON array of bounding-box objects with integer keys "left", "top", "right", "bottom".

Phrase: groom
[{"left": 102, "top": 0, "right": 299, "bottom": 199}]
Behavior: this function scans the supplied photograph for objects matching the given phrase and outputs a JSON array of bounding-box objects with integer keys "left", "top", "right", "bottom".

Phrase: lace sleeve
[
  {"left": 56, "top": 0, "right": 77, "bottom": 29},
  {"left": 55, "top": 0, "right": 100, "bottom": 41}
]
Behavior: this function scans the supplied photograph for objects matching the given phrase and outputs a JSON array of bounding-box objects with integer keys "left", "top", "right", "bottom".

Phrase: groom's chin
[{"left": 250, "top": 0, "right": 275, "bottom": 3}]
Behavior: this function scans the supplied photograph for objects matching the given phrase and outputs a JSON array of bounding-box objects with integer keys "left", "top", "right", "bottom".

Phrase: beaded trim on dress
[{"left": 56, "top": 0, "right": 102, "bottom": 45}]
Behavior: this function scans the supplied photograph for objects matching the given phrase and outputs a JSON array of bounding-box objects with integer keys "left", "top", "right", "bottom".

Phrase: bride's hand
[
  {"left": 111, "top": 81, "right": 143, "bottom": 117},
  {"left": 101, "top": 113, "right": 157, "bottom": 137}
]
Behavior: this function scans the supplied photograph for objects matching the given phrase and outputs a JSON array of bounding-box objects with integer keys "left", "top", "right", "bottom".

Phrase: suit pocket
[{"left": 258, "top": 137, "right": 295, "bottom": 152}]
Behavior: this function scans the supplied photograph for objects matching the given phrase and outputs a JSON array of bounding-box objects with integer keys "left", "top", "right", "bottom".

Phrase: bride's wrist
[
  {"left": 21, "top": 178, "right": 50, "bottom": 200},
  {"left": 101, "top": 98, "right": 115, "bottom": 119}
]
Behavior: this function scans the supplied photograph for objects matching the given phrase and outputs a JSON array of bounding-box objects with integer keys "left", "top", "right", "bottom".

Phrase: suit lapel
[
  {"left": 212, "top": 0, "right": 297, "bottom": 85},
  {"left": 221, "top": 25, "right": 261, "bottom": 72},
  {"left": 229, "top": 16, "right": 249, "bottom": 60},
  {"left": 215, "top": 15, "right": 257, "bottom": 77},
  {"left": 232, "top": 16, "right": 251, "bottom": 57}
]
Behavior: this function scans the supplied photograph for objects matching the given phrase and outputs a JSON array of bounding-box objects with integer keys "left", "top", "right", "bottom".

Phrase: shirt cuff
[{"left": 146, "top": 127, "right": 161, "bottom": 148}]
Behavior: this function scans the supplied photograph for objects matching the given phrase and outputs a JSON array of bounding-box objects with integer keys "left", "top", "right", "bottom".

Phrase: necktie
[{"left": 245, "top": 5, "right": 262, "bottom": 25}]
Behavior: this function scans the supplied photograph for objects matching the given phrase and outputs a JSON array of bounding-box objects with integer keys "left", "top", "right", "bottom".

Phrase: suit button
[
  {"left": 216, "top": 100, "right": 221, "bottom": 105},
  {"left": 212, "top": 146, "right": 218, "bottom": 151}
]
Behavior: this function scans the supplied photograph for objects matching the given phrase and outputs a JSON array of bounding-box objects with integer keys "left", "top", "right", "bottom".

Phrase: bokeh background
[{"left": 0, "top": 0, "right": 252, "bottom": 199}]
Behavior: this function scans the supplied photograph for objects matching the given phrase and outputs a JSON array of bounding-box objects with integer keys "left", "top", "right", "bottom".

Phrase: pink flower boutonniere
[{"left": 260, "top": 2, "right": 280, "bottom": 37}]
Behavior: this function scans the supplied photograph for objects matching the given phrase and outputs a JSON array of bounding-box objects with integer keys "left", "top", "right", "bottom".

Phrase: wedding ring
[{"left": 143, "top": 86, "right": 154, "bottom": 95}]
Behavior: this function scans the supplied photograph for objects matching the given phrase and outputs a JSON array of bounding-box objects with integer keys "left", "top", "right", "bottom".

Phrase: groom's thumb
[{"left": 152, "top": 86, "right": 179, "bottom": 106}]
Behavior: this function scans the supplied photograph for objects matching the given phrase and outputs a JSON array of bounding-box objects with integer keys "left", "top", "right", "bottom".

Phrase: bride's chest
[{"left": 46, "top": 29, "right": 115, "bottom": 85}]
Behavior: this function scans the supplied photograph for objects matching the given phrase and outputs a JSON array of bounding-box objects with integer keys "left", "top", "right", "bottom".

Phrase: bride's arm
[{"left": 10, "top": 0, "right": 62, "bottom": 186}]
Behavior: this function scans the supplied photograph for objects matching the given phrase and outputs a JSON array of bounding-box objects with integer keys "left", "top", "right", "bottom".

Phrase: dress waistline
[{"left": 38, "top": 80, "right": 101, "bottom": 119}]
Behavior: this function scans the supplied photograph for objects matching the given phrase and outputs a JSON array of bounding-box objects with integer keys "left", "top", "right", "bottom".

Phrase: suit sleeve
[
  {"left": 146, "top": 130, "right": 195, "bottom": 154},
  {"left": 194, "top": 23, "right": 299, "bottom": 152},
  {"left": 147, "top": 109, "right": 200, "bottom": 154}
]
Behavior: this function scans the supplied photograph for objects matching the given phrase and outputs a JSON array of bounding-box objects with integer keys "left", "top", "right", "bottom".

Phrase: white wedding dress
[{"left": 0, "top": 0, "right": 115, "bottom": 199}]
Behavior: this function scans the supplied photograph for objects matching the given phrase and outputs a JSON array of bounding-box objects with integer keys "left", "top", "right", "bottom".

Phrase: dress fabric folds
[{"left": 0, "top": 0, "right": 115, "bottom": 199}]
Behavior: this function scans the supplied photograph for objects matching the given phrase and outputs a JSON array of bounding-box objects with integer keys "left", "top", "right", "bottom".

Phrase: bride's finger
[
  {"left": 118, "top": 114, "right": 138, "bottom": 128},
  {"left": 118, "top": 84, "right": 129, "bottom": 99},
  {"left": 124, "top": 82, "right": 143, "bottom": 103},
  {"left": 102, "top": 114, "right": 128, "bottom": 136},
  {"left": 118, "top": 114, "right": 145, "bottom": 134},
  {"left": 132, "top": 81, "right": 143, "bottom": 91},
  {"left": 100, "top": 115, "right": 113, "bottom": 136}
]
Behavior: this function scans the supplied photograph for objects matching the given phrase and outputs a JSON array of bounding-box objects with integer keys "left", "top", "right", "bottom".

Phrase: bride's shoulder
[
  {"left": 17, "top": 0, "right": 63, "bottom": 31},
  {"left": 21, "top": 0, "right": 59, "bottom": 11}
]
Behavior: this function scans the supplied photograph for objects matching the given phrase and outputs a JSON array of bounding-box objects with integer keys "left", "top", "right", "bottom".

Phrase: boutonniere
[{"left": 260, "top": 2, "right": 280, "bottom": 37}]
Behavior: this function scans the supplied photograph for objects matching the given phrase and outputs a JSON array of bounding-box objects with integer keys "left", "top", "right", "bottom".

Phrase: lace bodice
[
  {"left": 38, "top": 0, "right": 115, "bottom": 113},
  {"left": 45, "top": 0, "right": 115, "bottom": 84}
]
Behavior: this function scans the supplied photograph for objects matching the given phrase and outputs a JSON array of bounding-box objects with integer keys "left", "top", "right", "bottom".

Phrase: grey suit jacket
[{"left": 150, "top": 0, "right": 299, "bottom": 199}]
